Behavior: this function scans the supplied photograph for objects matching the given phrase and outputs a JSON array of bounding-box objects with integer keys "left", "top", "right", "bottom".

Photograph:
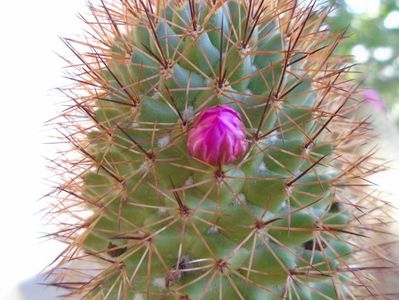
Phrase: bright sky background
[{"left": 0, "top": 0, "right": 395, "bottom": 299}]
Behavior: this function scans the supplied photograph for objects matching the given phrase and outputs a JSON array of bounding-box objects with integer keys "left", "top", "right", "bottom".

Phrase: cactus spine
[{"left": 47, "top": 0, "right": 395, "bottom": 298}]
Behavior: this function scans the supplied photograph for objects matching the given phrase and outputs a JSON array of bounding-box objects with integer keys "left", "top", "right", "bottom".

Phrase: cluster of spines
[{"left": 44, "top": 0, "right": 397, "bottom": 299}]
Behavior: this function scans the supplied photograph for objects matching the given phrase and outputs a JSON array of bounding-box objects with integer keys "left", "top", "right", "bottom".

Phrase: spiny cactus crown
[{"left": 47, "top": 0, "right": 393, "bottom": 299}]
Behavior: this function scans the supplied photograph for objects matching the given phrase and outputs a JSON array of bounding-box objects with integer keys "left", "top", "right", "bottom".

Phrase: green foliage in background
[{"left": 327, "top": 0, "right": 399, "bottom": 117}]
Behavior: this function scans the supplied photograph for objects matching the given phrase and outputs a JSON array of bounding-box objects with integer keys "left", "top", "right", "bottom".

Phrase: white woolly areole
[
  {"left": 157, "top": 135, "right": 171, "bottom": 148},
  {"left": 208, "top": 225, "right": 219, "bottom": 235},
  {"left": 268, "top": 133, "right": 278, "bottom": 144},
  {"left": 133, "top": 294, "right": 144, "bottom": 300},
  {"left": 303, "top": 146, "right": 311, "bottom": 157},
  {"left": 130, "top": 121, "right": 139, "bottom": 128},
  {"left": 158, "top": 207, "right": 168, "bottom": 215},
  {"left": 285, "top": 185, "right": 293, "bottom": 196},
  {"left": 236, "top": 193, "right": 246, "bottom": 205},
  {"left": 152, "top": 90, "right": 161, "bottom": 100},
  {"left": 244, "top": 89, "right": 252, "bottom": 97},
  {"left": 138, "top": 161, "right": 150, "bottom": 173},
  {"left": 183, "top": 106, "right": 194, "bottom": 120},
  {"left": 152, "top": 278, "right": 166, "bottom": 289},
  {"left": 258, "top": 161, "right": 268, "bottom": 172},
  {"left": 185, "top": 176, "right": 194, "bottom": 186}
]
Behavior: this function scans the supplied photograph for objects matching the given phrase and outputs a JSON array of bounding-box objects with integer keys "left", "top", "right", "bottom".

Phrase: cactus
[{"left": 47, "top": 0, "right": 395, "bottom": 299}]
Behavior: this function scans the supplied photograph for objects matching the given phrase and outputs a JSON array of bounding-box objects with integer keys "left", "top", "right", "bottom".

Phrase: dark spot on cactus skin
[
  {"left": 166, "top": 269, "right": 182, "bottom": 288},
  {"left": 107, "top": 242, "right": 127, "bottom": 257},
  {"left": 329, "top": 202, "right": 341, "bottom": 212},
  {"left": 166, "top": 256, "right": 192, "bottom": 287},
  {"left": 147, "top": 151, "right": 156, "bottom": 161},
  {"left": 178, "top": 256, "right": 192, "bottom": 270},
  {"left": 303, "top": 239, "right": 327, "bottom": 251}
]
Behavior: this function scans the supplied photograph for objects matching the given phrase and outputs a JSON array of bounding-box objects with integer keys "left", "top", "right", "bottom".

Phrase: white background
[
  {"left": 0, "top": 0, "right": 396, "bottom": 299},
  {"left": 0, "top": 1, "right": 85, "bottom": 298}
]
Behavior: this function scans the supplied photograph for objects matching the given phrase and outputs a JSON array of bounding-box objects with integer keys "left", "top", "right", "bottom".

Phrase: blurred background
[
  {"left": 0, "top": 0, "right": 398, "bottom": 299},
  {"left": 329, "top": 0, "right": 399, "bottom": 122}
]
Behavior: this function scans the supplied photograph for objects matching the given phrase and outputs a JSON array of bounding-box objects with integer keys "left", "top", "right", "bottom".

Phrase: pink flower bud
[{"left": 187, "top": 105, "right": 248, "bottom": 166}]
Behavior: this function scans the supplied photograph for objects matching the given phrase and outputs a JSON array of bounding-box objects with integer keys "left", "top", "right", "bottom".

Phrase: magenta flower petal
[
  {"left": 187, "top": 105, "right": 248, "bottom": 166},
  {"left": 363, "top": 89, "right": 385, "bottom": 111}
]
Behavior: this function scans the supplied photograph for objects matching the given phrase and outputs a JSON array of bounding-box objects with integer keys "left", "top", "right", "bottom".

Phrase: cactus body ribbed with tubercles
[{"left": 47, "top": 0, "right": 395, "bottom": 299}]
